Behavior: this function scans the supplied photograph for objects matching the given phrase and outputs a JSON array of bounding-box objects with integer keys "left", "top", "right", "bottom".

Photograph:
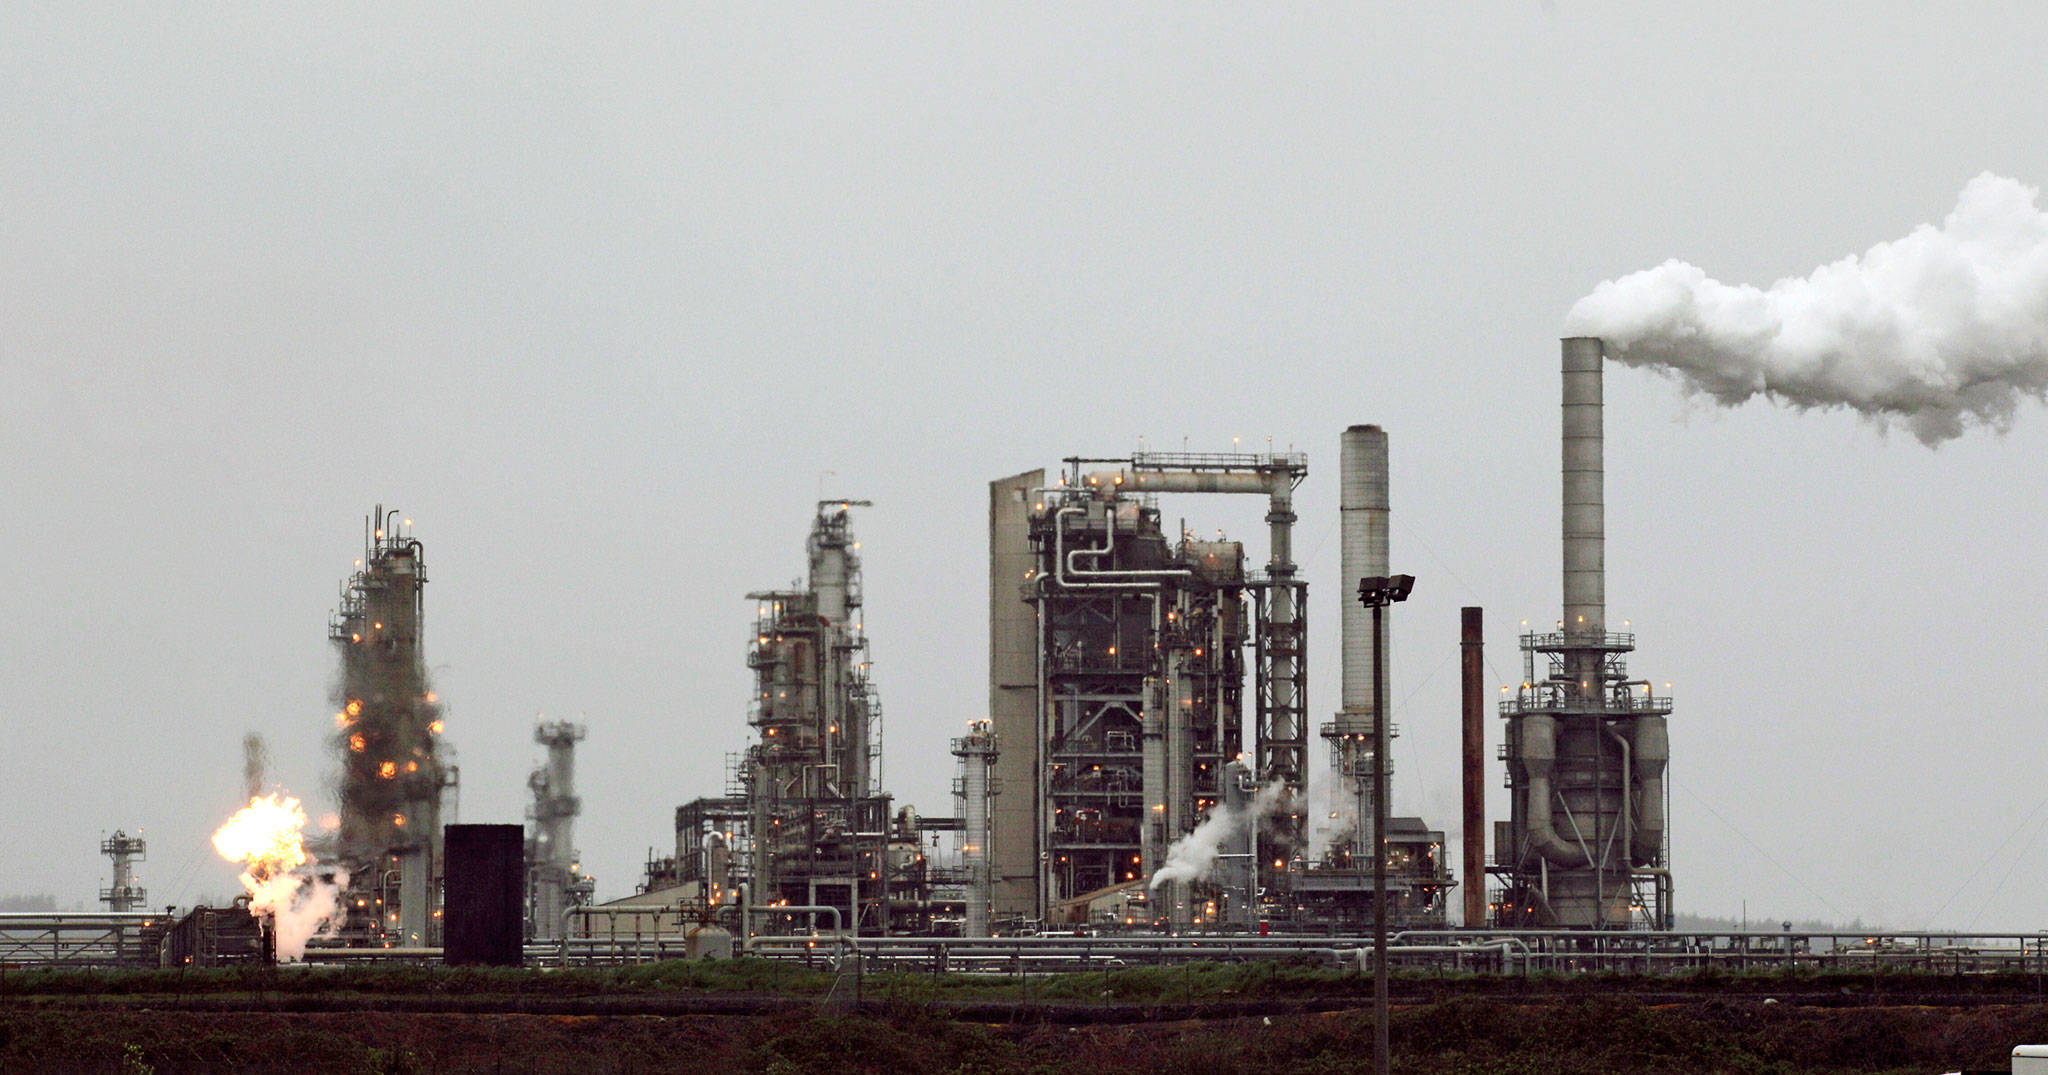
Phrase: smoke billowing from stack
[
  {"left": 242, "top": 733, "right": 269, "bottom": 801},
  {"left": 1497, "top": 342, "right": 1672, "bottom": 929},
  {"left": 1565, "top": 173, "right": 2048, "bottom": 444},
  {"left": 329, "top": 507, "right": 447, "bottom": 943}
]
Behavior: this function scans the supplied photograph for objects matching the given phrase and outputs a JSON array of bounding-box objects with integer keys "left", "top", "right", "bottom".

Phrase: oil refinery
[
  {"left": 596, "top": 335, "right": 1663, "bottom": 940},
  {"left": 50, "top": 336, "right": 1698, "bottom": 963}
]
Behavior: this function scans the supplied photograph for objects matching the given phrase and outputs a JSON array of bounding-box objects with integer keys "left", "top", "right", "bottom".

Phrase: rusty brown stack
[{"left": 1461, "top": 606, "right": 1485, "bottom": 927}]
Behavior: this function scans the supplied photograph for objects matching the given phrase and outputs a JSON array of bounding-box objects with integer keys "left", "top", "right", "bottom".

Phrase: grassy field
[{"left": 5, "top": 961, "right": 2047, "bottom": 1072}]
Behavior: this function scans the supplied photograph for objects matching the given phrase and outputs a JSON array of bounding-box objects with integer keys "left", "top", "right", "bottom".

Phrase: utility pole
[{"left": 1358, "top": 573, "right": 1415, "bottom": 1075}]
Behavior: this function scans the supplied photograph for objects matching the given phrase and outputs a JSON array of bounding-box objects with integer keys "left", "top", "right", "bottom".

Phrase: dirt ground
[{"left": 8, "top": 993, "right": 2048, "bottom": 1074}]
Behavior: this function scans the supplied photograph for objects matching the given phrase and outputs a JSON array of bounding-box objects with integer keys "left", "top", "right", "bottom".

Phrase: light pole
[{"left": 1357, "top": 573, "right": 1414, "bottom": 1075}]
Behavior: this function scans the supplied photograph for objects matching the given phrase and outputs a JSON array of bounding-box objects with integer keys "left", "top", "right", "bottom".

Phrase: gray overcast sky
[{"left": 7, "top": 2, "right": 2047, "bottom": 929}]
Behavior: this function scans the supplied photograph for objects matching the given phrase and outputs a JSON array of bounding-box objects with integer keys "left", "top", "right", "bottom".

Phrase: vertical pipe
[
  {"left": 1562, "top": 338, "right": 1605, "bottom": 649},
  {"left": 1141, "top": 675, "right": 1166, "bottom": 886},
  {"left": 1339, "top": 426, "right": 1390, "bottom": 864},
  {"left": 1370, "top": 599, "right": 1390, "bottom": 1075},
  {"left": 1265, "top": 482, "right": 1299, "bottom": 777},
  {"left": 1460, "top": 607, "right": 1485, "bottom": 928},
  {"left": 1166, "top": 650, "right": 1194, "bottom": 930}
]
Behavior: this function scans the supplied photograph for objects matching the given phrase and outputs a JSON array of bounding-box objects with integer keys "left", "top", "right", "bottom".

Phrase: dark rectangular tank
[{"left": 443, "top": 823, "right": 525, "bottom": 966}]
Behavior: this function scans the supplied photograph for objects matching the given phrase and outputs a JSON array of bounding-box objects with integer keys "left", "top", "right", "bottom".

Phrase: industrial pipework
[
  {"left": 1496, "top": 340, "right": 1673, "bottom": 929},
  {"left": 994, "top": 451, "right": 1303, "bottom": 929}
]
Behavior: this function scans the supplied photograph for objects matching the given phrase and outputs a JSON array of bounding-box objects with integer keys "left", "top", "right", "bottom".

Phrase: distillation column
[
  {"left": 951, "top": 722, "right": 999, "bottom": 938},
  {"left": 528, "top": 719, "right": 586, "bottom": 941},
  {"left": 330, "top": 507, "right": 450, "bottom": 946}
]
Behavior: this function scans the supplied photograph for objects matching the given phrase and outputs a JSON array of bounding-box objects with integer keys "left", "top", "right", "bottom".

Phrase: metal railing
[{"left": 0, "top": 912, "right": 166, "bottom": 968}]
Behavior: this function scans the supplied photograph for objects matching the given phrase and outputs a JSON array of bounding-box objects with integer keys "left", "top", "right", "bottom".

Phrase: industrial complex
[
  {"left": 66, "top": 337, "right": 1681, "bottom": 961},
  {"left": 603, "top": 335, "right": 1666, "bottom": 940}
]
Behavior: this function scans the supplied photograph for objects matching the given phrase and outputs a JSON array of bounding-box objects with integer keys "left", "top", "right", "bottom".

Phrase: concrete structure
[
  {"left": 328, "top": 507, "right": 454, "bottom": 946},
  {"left": 526, "top": 718, "right": 586, "bottom": 941},
  {"left": 1495, "top": 339, "right": 1673, "bottom": 928},
  {"left": 987, "top": 452, "right": 1304, "bottom": 929}
]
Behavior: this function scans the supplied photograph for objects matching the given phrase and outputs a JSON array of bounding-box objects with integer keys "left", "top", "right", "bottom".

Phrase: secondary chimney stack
[
  {"left": 1460, "top": 606, "right": 1484, "bottom": 927},
  {"left": 1339, "top": 425, "right": 1390, "bottom": 715},
  {"left": 1335, "top": 424, "right": 1391, "bottom": 862}
]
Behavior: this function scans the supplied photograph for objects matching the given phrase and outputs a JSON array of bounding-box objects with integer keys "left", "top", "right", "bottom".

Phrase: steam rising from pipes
[
  {"left": 1148, "top": 781, "right": 1289, "bottom": 890},
  {"left": 1307, "top": 775, "right": 1359, "bottom": 860},
  {"left": 1565, "top": 173, "right": 2048, "bottom": 444}
]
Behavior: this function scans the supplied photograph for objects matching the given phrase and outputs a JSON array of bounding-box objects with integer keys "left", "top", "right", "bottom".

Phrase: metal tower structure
[
  {"left": 1299, "top": 426, "right": 1452, "bottom": 928},
  {"left": 950, "top": 721, "right": 999, "bottom": 937},
  {"left": 1495, "top": 339, "right": 1673, "bottom": 928},
  {"left": 329, "top": 506, "right": 453, "bottom": 947},
  {"left": 741, "top": 501, "right": 895, "bottom": 934},
  {"left": 527, "top": 718, "right": 586, "bottom": 941},
  {"left": 989, "top": 451, "right": 1304, "bottom": 928},
  {"left": 99, "top": 831, "right": 147, "bottom": 912}
]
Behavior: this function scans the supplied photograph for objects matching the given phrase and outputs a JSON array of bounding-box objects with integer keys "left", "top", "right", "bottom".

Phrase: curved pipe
[
  {"left": 1520, "top": 715, "right": 1594, "bottom": 867},
  {"left": 1054, "top": 506, "right": 1190, "bottom": 587},
  {"left": 1628, "top": 716, "right": 1668, "bottom": 865}
]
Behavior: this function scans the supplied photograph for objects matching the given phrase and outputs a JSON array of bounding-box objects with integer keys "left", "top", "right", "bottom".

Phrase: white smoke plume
[
  {"left": 1565, "top": 173, "right": 2048, "bottom": 445},
  {"left": 1148, "top": 781, "right": 1290, "bottom": 890},
  {"left": 1306, "top": 773, "right": 1360, "bottom": 861},
  {"left": 242, "top": 733, "right": 269, "bottom": 801},
  {"left": 213, "top": 794, "right": 348, "bottom": 961}
]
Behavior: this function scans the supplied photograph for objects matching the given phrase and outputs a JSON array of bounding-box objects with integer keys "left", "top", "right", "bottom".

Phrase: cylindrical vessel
[
  {"left": 1339, "top": 426, "right": 1390, "bottom": 714},
  {"left": 1460, "top": 607, "right": 1485, "bottom": 927},
  {"left": 1562, "top": 338, "right": 1605, "bottom": 649}
]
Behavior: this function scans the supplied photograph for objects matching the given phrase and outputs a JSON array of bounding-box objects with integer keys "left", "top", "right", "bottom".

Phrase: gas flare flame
[{"left": 212, "top": 793, "right": 346, "bottom": 961}]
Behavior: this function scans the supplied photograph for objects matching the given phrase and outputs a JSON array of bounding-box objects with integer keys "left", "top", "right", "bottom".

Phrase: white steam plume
[
  {"left": 1306, "top": 774, "right": 1359, "bottom": 861},
  {"left": 1148, "top": 781, "right": 1289, "bottom": 890},
  {"left": 1565, "top": 173, "right": 2048, "bottom": 445}
]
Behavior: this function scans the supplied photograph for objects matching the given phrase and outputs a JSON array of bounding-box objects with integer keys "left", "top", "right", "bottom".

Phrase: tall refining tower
[
  {"left": 527, "top": 718, "right": 586, "bottom": 941},
  {"left": 741, "top": 501, "right": 893, "bottom": 934},
  {"left": 329, "top": 507, "right": 452, "bottom": 946}
]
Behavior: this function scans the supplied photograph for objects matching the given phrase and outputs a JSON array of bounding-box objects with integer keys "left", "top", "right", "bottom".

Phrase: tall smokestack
[
  {"left": 1339, "top": 425, "right": 1389, "bottom": 713},
  {"left": 1337, "top": 425, "right": 1390, "bottom": 860},
  {"left": 1562, "top": 338, "right": 1605, "bottom": 651},
  {"left": 1460, "top": 607, "right": 1484, "bottom": 928}
]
